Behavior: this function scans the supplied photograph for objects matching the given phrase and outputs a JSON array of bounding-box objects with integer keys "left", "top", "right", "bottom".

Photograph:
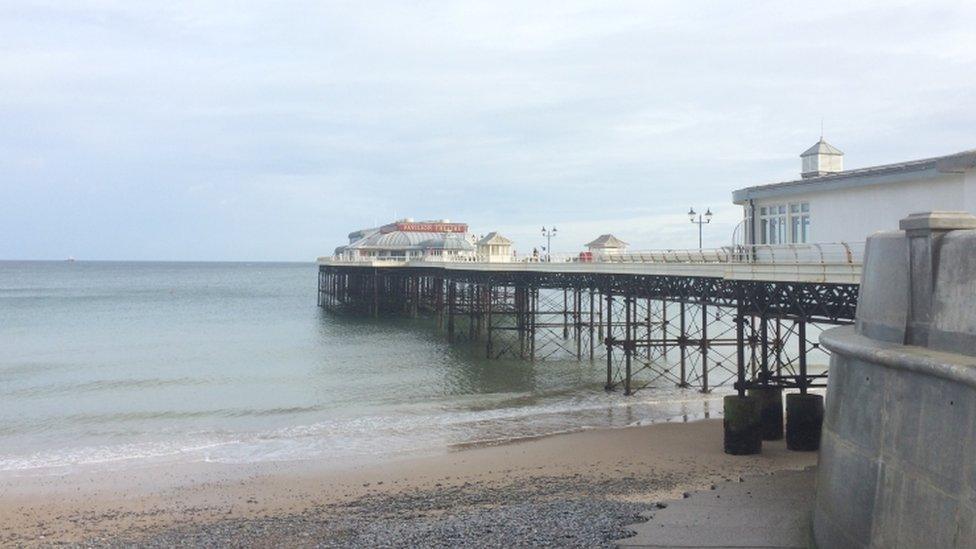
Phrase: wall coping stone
[
  {"left": 898, "top": 211, "right": 976, "bottom": 232},
  {"left": 821, "top": 326, "right": 976, "bottom": 390}
]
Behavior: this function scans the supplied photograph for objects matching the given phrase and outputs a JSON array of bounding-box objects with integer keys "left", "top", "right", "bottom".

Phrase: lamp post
[
  {"left": 688, "top": 208, "right": 713, "bottom": 249},
  {"left": 541, "top": 226, "right": 557, "bottom": 261}
]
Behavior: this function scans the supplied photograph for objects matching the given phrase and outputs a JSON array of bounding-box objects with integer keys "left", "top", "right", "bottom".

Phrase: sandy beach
[{"left": 1, "top": 419, "right": 816, "bottom": 547}]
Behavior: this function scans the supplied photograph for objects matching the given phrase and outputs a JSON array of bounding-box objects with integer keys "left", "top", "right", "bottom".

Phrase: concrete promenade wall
[
  {"left": 815, "top": 212, "right": 976, "bottom": 548},
  {"left": 816, "top": 330, "right": 976, "bottom": 547}
]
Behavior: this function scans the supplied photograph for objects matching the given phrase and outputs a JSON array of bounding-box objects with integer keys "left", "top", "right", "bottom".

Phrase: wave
[
  {"left": 0, "top": 388, "right": 729, "bottom": 474},
  {"left": 1, "top": 376, "right": 211, "bottom": 398}
]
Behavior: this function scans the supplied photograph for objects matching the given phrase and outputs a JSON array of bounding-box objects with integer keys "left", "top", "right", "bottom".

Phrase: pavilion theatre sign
[{"left": 381, "top": 222, "right": 469, "bottom": 234}]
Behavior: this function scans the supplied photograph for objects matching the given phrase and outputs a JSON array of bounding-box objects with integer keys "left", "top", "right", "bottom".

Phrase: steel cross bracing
[{"left": 317, "top": 265, "right": 857, "bottom": 396}]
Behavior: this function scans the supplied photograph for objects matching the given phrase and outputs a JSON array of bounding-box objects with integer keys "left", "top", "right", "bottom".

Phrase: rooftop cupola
[{"left": 800, "top": 138, "right": 844, "bottom": 178}]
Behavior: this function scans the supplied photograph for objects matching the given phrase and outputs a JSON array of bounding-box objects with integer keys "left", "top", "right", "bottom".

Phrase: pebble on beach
[{"left": 72, "top": 474, "right": 660, "bottom": 548}]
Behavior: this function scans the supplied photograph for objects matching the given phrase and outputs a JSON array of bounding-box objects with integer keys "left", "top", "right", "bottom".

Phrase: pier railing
[{"left": 322, "top": 242, "right": 864, "bottom": 267}]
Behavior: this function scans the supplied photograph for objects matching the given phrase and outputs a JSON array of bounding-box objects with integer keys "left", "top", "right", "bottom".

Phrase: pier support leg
[
  {"left": 645, "top": 298, "right": 652, "bottom": 366},
  {"left": 747, "top": 386, "right": 784, "bottom": 440},
  {"left": 447, "top": 281, "right": 456, "bottom": 342},
  {"left": 775, "top": 317, "right": 783, "bottom": 378},
  {"left": 678, "top": 301, "right": 688, "bottom": 388},
  {"left": 700, "top": 301, "right": 709, "bottom": 393},
  {"left": 486, "top": 285, "right": 494, "bottom": 358},
  {"left": 786, "top": 393, "right": 824, "bottom": 451},
  {"left": 529, "top": 288, "right": 537, "bottom": 360},
  {"left": 317, "top": 269, "right": 323, "bottom": 307},
  {"left": 371, "top": 270, "right": 379, "bottom": 317},
  {"left": 604, "top": 293, "right": 613, "bottom": 390},
  {"left": 436, "top": 278, "right": 444, "bottom": 329},
  {"left": 661, "top": 299, "right": 669, "bottom": 368},
  {"left": 574, "top": 289, "right": 582, "bottom": 359},
  {"left": 518, "top": 287, "right": 526, "bottom": 359},
  {"left": 597, "top": 292, "right": 604, "bottom": 342},
  {"left": 760, "top": 315, "right": 769, "bottom": 383},
  {"left": 735, "top": 300, "right": 746, "bottom": 398},
  {"left": 723, "top": 395, "right": 762, "bottom": 455},
  {"left": 563, "top": 289, "right": 569, "bottom": 339},
  {"left": 749, "top": 315, "right": 758, "bottom": 379},
  {"left": 468, "top": 284, "right": 476, "bottom": 341},
  {"left": 588, "top": 290, "right": 595, "bottom": 361},
  {"left": 798, "top": 320, "right": 809, "bottom": 394},
  {"left": 624, "top": 296, "right": 633, "bottom": 396}
]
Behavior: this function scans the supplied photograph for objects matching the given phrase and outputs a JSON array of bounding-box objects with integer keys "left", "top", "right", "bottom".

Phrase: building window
[
  {"left": 759, "top": 205, "right": 787, "bottom": 244},
  {"left": 759, "top": 203, "right": 809, "bottom": 244},
  {"left": 789, "top": 203, "right": 810, "bottom": 243}
]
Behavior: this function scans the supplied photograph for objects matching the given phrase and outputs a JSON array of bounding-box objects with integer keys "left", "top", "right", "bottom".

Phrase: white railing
[
  {"left": 726, "top": 242, "right": 865, "bottom": 265},
  {"left": 320, "top": 242, "right": 864, "bottom": 267}
]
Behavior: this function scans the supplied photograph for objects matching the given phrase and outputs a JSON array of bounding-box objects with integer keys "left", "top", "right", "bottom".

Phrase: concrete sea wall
[{"left": 815, "top": 212, "right": 976, "bottom": 548}]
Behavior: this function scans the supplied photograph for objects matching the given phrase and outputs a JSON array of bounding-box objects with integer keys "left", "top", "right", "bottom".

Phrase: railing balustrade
[{"left": 320, "top": 242, "right": 864, "bottom": 266}]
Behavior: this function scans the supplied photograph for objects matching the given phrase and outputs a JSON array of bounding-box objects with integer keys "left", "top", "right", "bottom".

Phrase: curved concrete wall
[
  {"left": 815, "top": 212, "right": 976, "bottom": 548},
  {"left": 817, "top": 330, "right": 976, "bottom": 548}
]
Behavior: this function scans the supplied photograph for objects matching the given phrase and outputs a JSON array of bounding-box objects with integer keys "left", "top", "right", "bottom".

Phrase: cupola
[{"left": 800, "top": 138, "right": 844, "bottom": 178}]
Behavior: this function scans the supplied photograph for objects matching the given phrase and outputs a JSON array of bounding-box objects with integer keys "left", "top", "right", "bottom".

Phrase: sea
[{"left": 0, "top": 261, "right": 726, "bottom": 476}]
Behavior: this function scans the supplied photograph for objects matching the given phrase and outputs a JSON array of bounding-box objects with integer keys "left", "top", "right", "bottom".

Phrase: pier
[{"left": 317, "top": 244, "right": 861, "bottom": 399}]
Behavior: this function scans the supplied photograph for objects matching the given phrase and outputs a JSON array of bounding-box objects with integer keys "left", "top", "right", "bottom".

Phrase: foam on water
[{"left": 0, "top": 387, "right": 728, "bottom": 474}]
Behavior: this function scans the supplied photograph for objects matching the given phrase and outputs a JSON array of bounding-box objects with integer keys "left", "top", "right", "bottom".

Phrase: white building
[
  {"left": 476, "top": 232, "right": 513, "bottom": 262},
  {"left": 733, "top": 141, "right": 976, "bottom": 245}
]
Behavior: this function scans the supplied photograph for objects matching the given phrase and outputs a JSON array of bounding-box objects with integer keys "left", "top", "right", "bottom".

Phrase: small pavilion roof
[
  {"left": 586, "top": 234, "right": 628, "bottom": 248},
  {"left": 477, "top": 232, "right": 512, "bottom": 246},
  {"left": 801, "top": 138, "right": 843, "bottom": 157}
]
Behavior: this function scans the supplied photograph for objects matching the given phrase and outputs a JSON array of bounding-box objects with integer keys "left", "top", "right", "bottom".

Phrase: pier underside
[{"left": 317, "top": 265, "right": 857, "bottom": 396}]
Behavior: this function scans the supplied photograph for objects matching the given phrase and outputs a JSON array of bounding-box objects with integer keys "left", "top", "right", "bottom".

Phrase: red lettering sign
[{"left": 381, "top": 222, "right": 468, "bottom": 233}]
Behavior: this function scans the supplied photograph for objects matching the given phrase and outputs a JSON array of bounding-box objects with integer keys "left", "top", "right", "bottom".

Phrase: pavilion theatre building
[
  {"left": 733, "top": 140, "right": 976, "bottom": 245},
  {"left": 334, "top": 219, "right": 477, "bottom": 261}
]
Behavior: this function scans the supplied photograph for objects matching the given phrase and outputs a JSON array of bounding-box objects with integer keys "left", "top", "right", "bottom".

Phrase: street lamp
[
  {"left": 688, "top": 208, "right": 713, "bottom": 249},
  {"left": 541, "top": 226, "right": 557, "bottom": 261}
]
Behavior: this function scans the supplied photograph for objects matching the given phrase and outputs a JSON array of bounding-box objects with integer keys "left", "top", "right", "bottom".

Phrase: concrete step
[{"left": 619, "top": 467, "right": 816, "bottom": 549}]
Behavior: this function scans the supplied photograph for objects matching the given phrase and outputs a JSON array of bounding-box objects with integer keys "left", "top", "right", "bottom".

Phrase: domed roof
[
  {"left": 347, "top": 231, "right": 462, "bottom": 250},
  {"left": 418, "top": 235, "right": 475, "bottom": 251}
]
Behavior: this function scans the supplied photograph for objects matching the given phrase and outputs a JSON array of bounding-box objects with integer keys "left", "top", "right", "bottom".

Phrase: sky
[{"left": 2, "top": 1, "right": 975, "bottom": 261}]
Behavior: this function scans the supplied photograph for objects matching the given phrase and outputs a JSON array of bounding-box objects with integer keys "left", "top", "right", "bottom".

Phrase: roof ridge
[
  {"left": 586, "top": 234, "right": 629, "bottom": 247},
  {"left": 748, "top": 148, "right": 976, "bottom": 192},
  {"left": 801, "top": 138, "right": 843, "bottom": 157},
  {"left": 732, "top": 147, "right": 976, "bottom": 204}
]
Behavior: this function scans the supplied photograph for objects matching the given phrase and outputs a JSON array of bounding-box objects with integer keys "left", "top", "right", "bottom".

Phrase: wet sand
[{"left": 0, "top": 419, "right": 816, "bottom": 546}]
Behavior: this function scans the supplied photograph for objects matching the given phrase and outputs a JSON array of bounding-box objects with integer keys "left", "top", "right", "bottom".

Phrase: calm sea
[{"left": 0, "top": 261, "right": 723, "bottom": 475}]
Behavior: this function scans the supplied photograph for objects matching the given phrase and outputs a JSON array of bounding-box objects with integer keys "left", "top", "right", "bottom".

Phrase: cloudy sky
[{"left": 2, "top": 1, "right": 975, "bottom": 260}]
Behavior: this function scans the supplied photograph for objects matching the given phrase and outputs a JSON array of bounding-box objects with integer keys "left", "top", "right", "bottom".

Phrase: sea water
[{"left": 0, "top": 261, "right": 725, "bottom": 475}]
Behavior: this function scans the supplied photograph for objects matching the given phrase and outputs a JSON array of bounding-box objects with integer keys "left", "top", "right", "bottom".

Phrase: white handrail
[{"left": 322, "top": 242, "right": 865, "bottom": 266}]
